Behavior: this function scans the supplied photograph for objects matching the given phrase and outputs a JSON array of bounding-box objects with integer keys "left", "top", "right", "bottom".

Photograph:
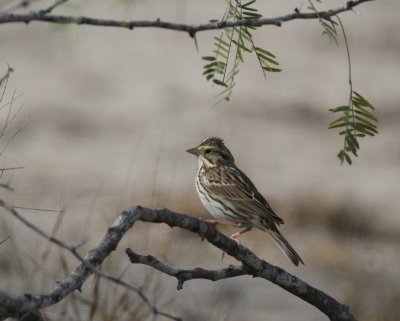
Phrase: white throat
[{"left": 197, "top": 155, "right": 215, "bottom": 169}]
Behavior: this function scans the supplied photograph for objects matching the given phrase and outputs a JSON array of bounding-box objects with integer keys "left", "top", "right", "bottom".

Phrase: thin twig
[
  {"left": 0, "top": 166, "right": 24, "bottom": 171},
  {"left": 0, "top": 0, "right": 373, "bottom": 36},
  {"left": 0, "top": 87, "right": 16, "bottom": 138},
  {"left": 0, "top": 65, "right": 13, "bottom": 88},
  {"left": 126, "top": 249, "right": 249, "bottom": 290},
  {"left": 0, "top": 204, "right": 62, "bottom": 212},
  {"left": 39, "top": 0, "right": 70, "bottom": 15},
  {"left": 0, "top": 236, "right": 10, "bottom": 246},
  {"left": 0, "top": 121, "right": 25, "bottom": 158},
  {"left": 0, "top": 92, "right": 24, "bottom": 111},
  {"left": 338, "top": 15, "right": 355, "bottom": 161},
  {"left": 41, "top": 206, "right": 67, "bottom": 260}
]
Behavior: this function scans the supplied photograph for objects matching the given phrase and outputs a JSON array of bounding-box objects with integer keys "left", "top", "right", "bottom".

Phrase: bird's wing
[{"left": 201, "top": 165, "right": 284, "bottom": 225}]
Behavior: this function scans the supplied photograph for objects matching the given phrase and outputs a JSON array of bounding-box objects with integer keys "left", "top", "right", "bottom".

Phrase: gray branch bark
[
  {"left": 0, "top": 0, "right": 373, "bottom": 37},
  {"left": 0, "top": 204, "right": 357, "bottom": 321},
  {"left": 126, "top": 207, "right": 357, "bottom": 321},
  {"left": 126, "top": 249, "right": 249, "bottom": 290}
]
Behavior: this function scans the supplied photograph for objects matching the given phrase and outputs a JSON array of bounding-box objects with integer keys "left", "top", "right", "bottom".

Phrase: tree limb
[
  {"left": 0, "top": 202, "right": 357, "bottom": 321},
  {"left": 127, "top": 206, "right": 357, "bottom": 321},
  {"left": 0, "top": 200, "right": 180, "bottom": 321},
  {"left": 0, "top": 0, "right": 373, "bottom": 37},
  {"left": 126, "top": 249, "right": 249, "bottom": 290}
]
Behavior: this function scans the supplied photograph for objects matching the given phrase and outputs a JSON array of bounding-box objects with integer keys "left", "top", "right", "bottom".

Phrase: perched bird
[{"left": 186, "top": 136, "right": 304, "bottom": 266}]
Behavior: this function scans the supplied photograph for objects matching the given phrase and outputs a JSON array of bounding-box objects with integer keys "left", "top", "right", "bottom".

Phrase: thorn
[
  {"left": 177, "top": 279, "right": 184, "bottom": 290},
  {"left": 193, "top": 34, "right": 199, "bottom": 52}
]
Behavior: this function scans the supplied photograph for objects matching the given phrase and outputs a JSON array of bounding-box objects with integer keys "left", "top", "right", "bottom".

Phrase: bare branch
[
  {"left": 0, "top": 0, "right": 373, "bottom": 37},
  {"left": 0, "top": 236, "right": 9, "bottom": 246},
  {"left": 126, "top": 207, "right": 357, "bottom": 321},
  {"left": 0, "top": 87, "right": 16, "bottom": 138},
  {"left": 0, "top": 200, "right": 181, "bottom": 321},
  {"left": 0, "top": 92, "right": 23, "bottom": 112},
  {"left": 0, "top": 204, "right": 62, "bottom": 212},
  {"left": 0, "top": 65, "right": 13, "bottom": 88},
  {"left": 0, "top": 201, "right": 358, "bottom": 321},
  {"left": 39, "top": 0, "right": 70, "bottom": 15},
  {"left": 0, "top": 166, "right": 24, "bottom": 171},
  {"left": 126, "top": 249, "right": 249, "bottom": 290},
  {"left": 0, "top": 121, "right": 24, "bottom": 158}
]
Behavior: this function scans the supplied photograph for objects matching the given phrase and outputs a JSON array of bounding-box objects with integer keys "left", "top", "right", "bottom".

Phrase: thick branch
[
  {"left": 0, "top": 202, "right": 357, "bottom": 321},
  {"left": 126, "top": 207, "right": 357, "bottom": 321},
  {"left": 0, "top": 0, "right": 372, "bottom": 36}
]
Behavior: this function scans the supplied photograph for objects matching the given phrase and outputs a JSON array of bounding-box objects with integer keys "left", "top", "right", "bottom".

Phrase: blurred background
[{"left": 0, "top": 0, "right": 399, "bottom": 320}]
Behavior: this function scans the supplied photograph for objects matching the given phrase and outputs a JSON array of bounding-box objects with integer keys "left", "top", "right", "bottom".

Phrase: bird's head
[{"left": 186, "top": 136, "right": 234, "bottom": 166}]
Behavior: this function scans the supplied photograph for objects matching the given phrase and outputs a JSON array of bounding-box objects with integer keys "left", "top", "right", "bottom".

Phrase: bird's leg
[
  {"left": 205, "top": 219, "right": 241, "bottom": 227},
  {"left": 230, "top": 227, "right": 252, "bottom": 240},
  {"left": 204, "top": 220, "right": 243, "bottom": 261}
]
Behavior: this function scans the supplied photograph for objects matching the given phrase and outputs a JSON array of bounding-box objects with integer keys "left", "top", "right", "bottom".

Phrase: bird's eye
[{"left": 204, "top": 149, "right": 212, "bottom": 154}]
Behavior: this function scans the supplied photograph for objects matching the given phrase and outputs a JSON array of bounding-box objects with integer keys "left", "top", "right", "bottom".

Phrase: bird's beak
[{"left": 186, "top": 147, "right": 200, "bottom": 156}]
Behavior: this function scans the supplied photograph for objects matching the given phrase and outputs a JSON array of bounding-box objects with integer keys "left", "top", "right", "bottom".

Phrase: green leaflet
[
  {"left": 324, "top": 12, "right": 379, "bottom": 165},
  {"left": 213, "top": 79, "right": 228, "bottom": 87},
  {"left": 329, "top": 90, "right": 378, "bottom": 165},
  {"left": 202, "top": 0, "right": 378, "bottom": 165},
  {"left": 338, "top": 150, "right": 352, "bottom": 165},
  {"left": 201, "top": 0, "right": 281, "bottom": 103},
  {"left": 308, "top": 0, "right": 338, "bottom": 45}
]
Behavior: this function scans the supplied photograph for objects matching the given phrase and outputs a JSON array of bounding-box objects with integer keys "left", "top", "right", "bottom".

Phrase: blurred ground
[{"left": 0, "top": 0, "right": 399, "bottom": 320}]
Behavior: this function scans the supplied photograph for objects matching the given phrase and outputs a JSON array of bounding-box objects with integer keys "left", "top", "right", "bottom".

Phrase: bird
[{"left": 186, "top": 136, "right": 304, "bottom": 266}]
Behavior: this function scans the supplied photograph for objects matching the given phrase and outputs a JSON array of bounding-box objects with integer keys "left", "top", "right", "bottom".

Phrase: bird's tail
[{"left": 269, "top": 230, "right": 304, "bottom": 266}]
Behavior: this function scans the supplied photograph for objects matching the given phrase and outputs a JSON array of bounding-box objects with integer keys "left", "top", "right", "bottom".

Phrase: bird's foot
[{"left": 230, "top": 227, "right": 252, "bottom": 241}]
